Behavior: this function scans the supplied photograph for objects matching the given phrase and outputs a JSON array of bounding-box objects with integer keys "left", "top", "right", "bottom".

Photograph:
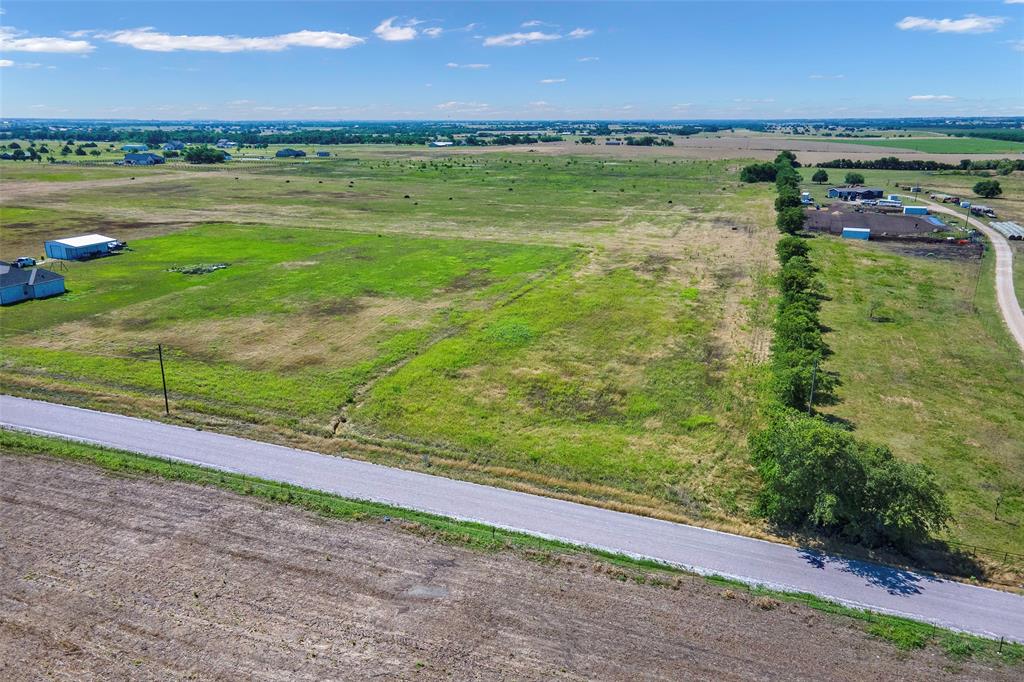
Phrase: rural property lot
[
  {"left": 1, "top": 453, "right": 1017, "bottom": 681},
  {"left": 1, "top": 146, "right": 1021, "bottom": 566}
]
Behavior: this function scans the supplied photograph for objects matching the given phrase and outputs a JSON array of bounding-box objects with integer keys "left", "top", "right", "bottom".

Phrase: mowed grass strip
[{"left": 811, "top": 236, "right": 1024, "bottom": 554}]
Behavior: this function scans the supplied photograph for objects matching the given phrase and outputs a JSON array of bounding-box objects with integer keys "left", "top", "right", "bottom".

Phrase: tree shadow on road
[{"left": 798, "top": 547, "right": 944, "bottom": 596}]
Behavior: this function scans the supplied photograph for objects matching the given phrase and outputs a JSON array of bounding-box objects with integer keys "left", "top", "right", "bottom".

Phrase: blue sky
[{"left": 1, "top": 1, "right": 1022, "bottom": 120}]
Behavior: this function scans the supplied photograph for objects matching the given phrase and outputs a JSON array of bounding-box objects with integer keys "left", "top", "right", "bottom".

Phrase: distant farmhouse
[
  {"left": 45, "top": 234, "right": 123, "bottom": 260},
  {"left": 275, "top": 148, "right": 306, "bottom": 158},
  {"left": 122, "top": 143, "right": 149, "bottom": 152},
  {"left": 161, "top": 141, "right": 186, "bottom": 151},
  {"left": 428, "top": 140, "right": 454, "bottom": 148},
  {"left": 316, "top": 150, "right": 331, "bottom": 157},
  {"left": 123, "top": 152, "right": 165, "bottom": 166},
  {"left": 216, "top": 139, "right": 238, "bottom": 149},
  {"left": 0, "top": 261, "right": 66, "bottom": 305},
  {"left": 827, "top": 186, "right": 884, "bottom": 201}
]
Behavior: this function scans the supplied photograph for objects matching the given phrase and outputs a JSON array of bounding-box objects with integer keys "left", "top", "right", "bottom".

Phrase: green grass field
[
  {"left": 2, "top": 149, "right": 1021, "bottom": 560},
  {"left": 805, "top": 136, "right": 1024, "bottom": 155},
  {"left": 0, "top": 152, "right": 776, "bottom": 527},
  {"left": 812, "top": 237, "right": 1024, "bottom": 556}
]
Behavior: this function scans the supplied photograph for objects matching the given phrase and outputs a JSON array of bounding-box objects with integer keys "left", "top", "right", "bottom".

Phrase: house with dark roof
[
  {"left": 827, "top": 186, "right": 884, "bottom": 201},
  {"left": 0, "top": 261, "right": 66, "bottom": 305},
  {"left": 124, "top": 152, "right": 165, "bottom": 166},
  {"left": 275, "top": 148, "right": 307, "bottom": 158},
  {"left": 162, "top": 141, "right": 186, "bottom": 151}
]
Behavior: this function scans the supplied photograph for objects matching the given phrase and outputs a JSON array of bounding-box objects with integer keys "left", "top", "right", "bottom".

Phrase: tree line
[
  {"left": 751, "top": 153, "right": 950, "bottom": 550},
  {"left": 816, "top": 156, "right": 1022, "bottom": 173}
]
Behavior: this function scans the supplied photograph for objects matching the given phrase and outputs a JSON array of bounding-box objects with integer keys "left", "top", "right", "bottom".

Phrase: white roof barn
[{"left": 50, "top": 234, "right": 117, "bottom": 248}]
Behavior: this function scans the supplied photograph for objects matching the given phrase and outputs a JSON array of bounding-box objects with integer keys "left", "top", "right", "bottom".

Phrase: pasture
[
  {"left": 0, "top": 152, "right": 775, "bottom": 527},
  {"left": 2, "top": 148, "right": 1022, "bottom": 557}
]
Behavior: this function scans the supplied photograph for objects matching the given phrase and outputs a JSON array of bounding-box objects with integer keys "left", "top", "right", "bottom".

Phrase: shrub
[
  {"left": 776, "top": 236, "right": 809, "bottom": 264},
  {"left": 972, "top": 179, "right": 1002, "bottom": 199},
  {"left": 740, "top": 162, "right": 777, "bottom": 183},
  {"left": 776, "top": 207, "right": 806, "bottom": 235},
  {"left": 844, "top": 172, "right": 865, "bottom": 185}
]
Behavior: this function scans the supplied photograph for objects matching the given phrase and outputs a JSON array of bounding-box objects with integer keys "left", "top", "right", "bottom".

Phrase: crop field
[
  {"left": 808, "top": 136, "right": 1024, "bottom": 155},
  {"left": 0, "top": 152, "right": 776, "bottom": 527}
]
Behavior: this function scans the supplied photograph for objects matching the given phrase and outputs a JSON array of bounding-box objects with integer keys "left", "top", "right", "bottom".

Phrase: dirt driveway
[{"left": 1, "top": 454, "right": 1016, "bottom": 681}]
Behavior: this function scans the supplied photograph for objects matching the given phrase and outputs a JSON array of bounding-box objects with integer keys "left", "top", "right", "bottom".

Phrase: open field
[
  {"left": 788, "top": 136, "right": 1024, "bottom": 155},
  {"left": 2, "top": 148, "right": 1022, "bottom": 564},
  {"left": 1, "top": 152, "right": 776, "bottom": 529},
  {"left": 810, "top": 237, "right": 1024, "bottom": 557},
  {"left": 2, "top": 451, "right": 1019, "bottom": 680}
]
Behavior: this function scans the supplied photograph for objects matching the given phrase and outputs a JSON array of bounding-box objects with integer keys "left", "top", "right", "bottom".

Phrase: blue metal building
[
  {"left": 0, "top": 261, "right": 66, "bottom": 305},
  {"left": 841, "top": 227, "right": 870, "bottom": 240},
  {"left": 45, "top": 234, "right": 119, "bottom": 260}
]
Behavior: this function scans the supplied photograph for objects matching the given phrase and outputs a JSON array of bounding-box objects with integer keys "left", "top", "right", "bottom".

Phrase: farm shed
[
  {"left": 841, "top": 228, "right": 870, "bottom": 240},
  {"left": 903, "top": 206, "right": 928, "bottom": 216},
  {"left": 316, "top": 151, "right": 331, "bottom": 157},
  {"left": 428, "top": 140, "right": 453, "bottom": 148},
  {"left": 161, "top": 141, "right": 185, "bottom": 151},
  {"left": 45, "top": 234, "right": 120, "bottom": 260},
  {"left": 827, "top": 187, "right": 884, "bottom": 201},
  {"left": 275, "top": 148, "right": 306, "bottom": 158},
  {"left": 0, "top": 261, "right": 65, "bottom": 305},
  {"left": 121, "top": 144, "right": 149, "bottom": 152},
  {"left": 124, "top": 153, "right": 165, "bottom": 166}
]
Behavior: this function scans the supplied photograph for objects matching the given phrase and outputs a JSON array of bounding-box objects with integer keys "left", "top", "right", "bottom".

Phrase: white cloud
[
  {"left": 908, "top": 94, "right": 956, "bottom": 101},
  {"left": 567, "top": 28, "right": 594, "bottom": 39},
  {"left": 446, "top": 62, "right": 490, "bottom": 69},
  {"left": 1009, "top": 39, "right": 1024, "bottom": 52},
  {"left": 896, "top": 14, "right": 1006, "bottom": 34},
  {"left": 0, "top": 26, "right": 94, "bottom": 53},
  {"left": 539, "top": 77, "right": 566, "bottom": 84},
  {"left": 577, "top": 56, "right": 599, "bottom": 62},
  {"left": 483, "top": 31, "right": 561, "bottom": 47},
  {"left": 422, "top": 27, "right": 443, "bottom": 38},
  {"left": 809, "top": 73, "right": 845, "bottom": 80},
  {"left": 1005, "top": 1, "right": 1024, "bottom": 4},
  {"left": 0, "top": 59, "right": 13, "bottom": 67},
  {"left": 435, "top": 100, "right": 491, "bottom": 113},
  {"left": 373, "top": 17, "right": 419, "bottom": 42},
  {"left": 101, "top": 27, "right": 364, "bottom": 52},
  {"left": 522, "top": 20, "right": 544, "bottom": 28}
]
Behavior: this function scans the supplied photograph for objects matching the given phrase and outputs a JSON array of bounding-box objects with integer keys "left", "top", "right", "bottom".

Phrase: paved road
[
  {"left": 901, "top": 195, "right": 1024, "bottom": 353},
  {"left": 2, "top": 394, "right": 1023, "bottom": 643}
]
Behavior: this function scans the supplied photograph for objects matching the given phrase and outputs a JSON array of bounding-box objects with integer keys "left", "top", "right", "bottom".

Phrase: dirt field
[{"left": 0, "top": 454, "right": 1014, "bottom": 681}]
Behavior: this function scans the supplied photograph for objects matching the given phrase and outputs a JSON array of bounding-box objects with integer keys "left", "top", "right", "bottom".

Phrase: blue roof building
[
  {"left": 124, "top": 152, "right": 165, "bottom": 166},
  {"left": 122, "top": 143, "right": 149, "bottom": 152},
  {"left": 0, "top": 261, "right": 66, "bottom": 305}
]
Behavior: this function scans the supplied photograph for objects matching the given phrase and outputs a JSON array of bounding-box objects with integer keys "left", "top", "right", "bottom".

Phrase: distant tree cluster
[
  {"left": 816, "top": 156, "right": 1024, "bottom": 172},
  {"left": 183, "top": 145, "right": 227, "bottom": 164}
]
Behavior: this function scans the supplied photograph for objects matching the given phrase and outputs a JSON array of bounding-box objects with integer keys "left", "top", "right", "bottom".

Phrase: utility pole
[
  {"left": 807, "top": 358, "right": 818, "bottom": 415},
  {"left": 158, "top": 344, "right": 170, "bottom": 416}
]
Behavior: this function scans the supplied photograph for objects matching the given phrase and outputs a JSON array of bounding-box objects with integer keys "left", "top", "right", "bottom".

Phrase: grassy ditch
[{"left": 1, "top": 428, "right": 1020, "bottom": 665}]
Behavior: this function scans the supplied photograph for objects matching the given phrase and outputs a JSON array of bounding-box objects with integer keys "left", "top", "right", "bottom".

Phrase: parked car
[{"left": 13, "top": 257, "right": 37, "bottom": 268}]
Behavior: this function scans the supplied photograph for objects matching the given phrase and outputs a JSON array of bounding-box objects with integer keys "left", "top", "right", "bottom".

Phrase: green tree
[
  {"left": 74, "top": 146, "right": 87, "bottom": 156},
  {"left": 740, "top": 162, "right": 777, "bottom": 183},
  {"left": 776, "top": 206, "right": 806, "bottom": 235},
  {"left": 776, "top": 236, "right": 809, "bottom": 264},
  {"left": 844, "top": 172, "right": 865, "bottom": 185},
  {"left": 972, "top": 179, "right": 1002, "bottom": 199},
  {"left": 811, "top": 169, "right": 829, "bottom": 184},
  {"left": 183, "top": 145, "right": 227, "bottom": 164}
]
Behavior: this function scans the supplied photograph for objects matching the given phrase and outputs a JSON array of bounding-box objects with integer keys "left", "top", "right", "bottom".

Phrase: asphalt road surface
[
  {"left": 2, "top": 394, "right": 1023, "bottom": 643},
  {"left": 901, "top": 195, "right": 1024, "bottom": 353}
]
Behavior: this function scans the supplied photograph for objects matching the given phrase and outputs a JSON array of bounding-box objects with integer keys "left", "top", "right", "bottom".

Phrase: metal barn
[{"left": 45, "top": 234, "right": 118, "bottom": 260}]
